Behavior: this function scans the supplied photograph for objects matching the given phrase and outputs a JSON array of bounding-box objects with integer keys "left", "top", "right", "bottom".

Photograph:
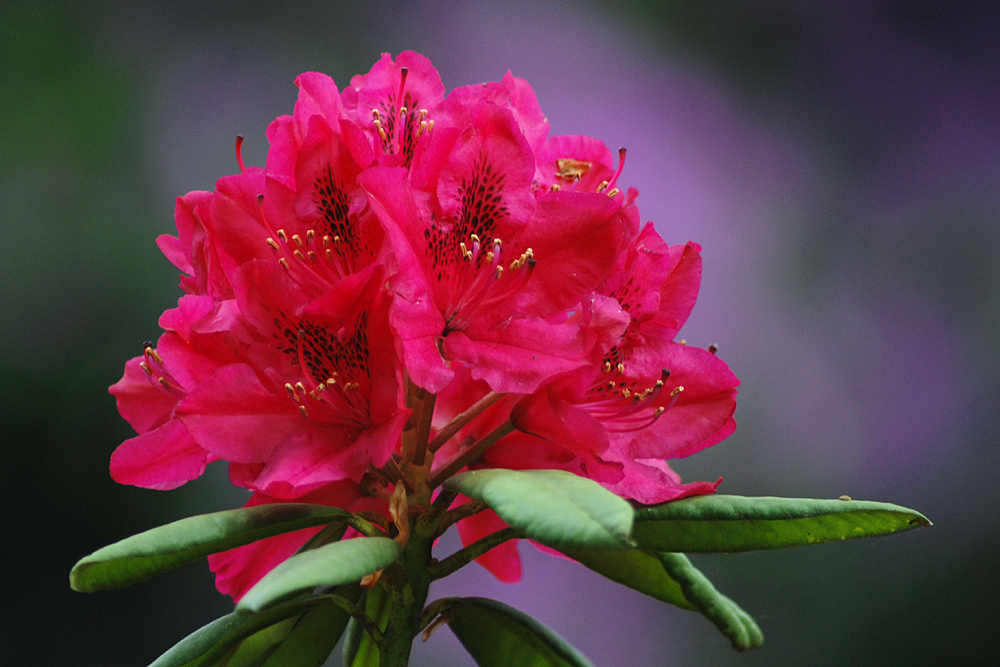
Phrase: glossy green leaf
[
  {"left": 218, "top": 617, "right": 297, "bottom": 667},
  {"left": 259, "top": 594, "right": 357, "bottom": 667},
  {"left": 632, "top": 495, "right": 931, "bottom": 552},
  {"left": 657, "top": 553, "right": 764, "bottom": 651},
  {"left": 147, "top": 595, "right": 329, "bottom": 667},
  {"left": 238, "top": 537, "right": 401, "bottom": 614},
  {"left": 71, "top": 504, "right": 352, "bottom": 592},
  {"left": 343, "top": 584, "right": 390, "bottom": 667},
  {"left": 447, "top": 597, "right": 595, "bottom": 667},
  {"left": 444, "top": 469, "right": 633, "bottom": 551},
  {"left": 562, "top": 547, "right": 694, "bottom": 610}
]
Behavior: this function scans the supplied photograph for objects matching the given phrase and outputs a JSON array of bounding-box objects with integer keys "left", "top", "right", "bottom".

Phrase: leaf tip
[{"left": 69, "top": 561, "right": 92, "bottom": 593}]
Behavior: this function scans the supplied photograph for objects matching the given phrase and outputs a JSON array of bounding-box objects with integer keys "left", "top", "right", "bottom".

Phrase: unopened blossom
[{"left": 109, "top": 51, "right": 738, "bottom": 595}]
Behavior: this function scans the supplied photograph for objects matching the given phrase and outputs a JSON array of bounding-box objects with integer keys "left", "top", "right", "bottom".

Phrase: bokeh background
[{"left": 4, "top": 1, "right": 998, "bottom": 665}]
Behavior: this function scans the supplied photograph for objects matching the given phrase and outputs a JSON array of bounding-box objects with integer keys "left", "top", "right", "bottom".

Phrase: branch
[
  {"left": 427, "top": 392, "right": 506, "bottom": 453},
  {"left": 428, "top": 527, "right": 520, "bottom": 580},
  {"left": 323, "top": 593, "right": 385, "bottom": 644},
  {"left": 411, "top": 389, "right": 436, "bottom": 466},
  {"left": 432, "top": 500, "right": 487, "bottom": 538},
  {"left": 427, "top": 419, "right": 515, "bottom": 489}
]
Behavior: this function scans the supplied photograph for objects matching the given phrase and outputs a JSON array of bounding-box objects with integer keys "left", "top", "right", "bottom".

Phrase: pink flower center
[
  {"left": 139, "top": 343, "right": 187, "bottom": 400},
  {"left": 276, "top": 314, "right": 372, "bottom": 427},
  {"left": 438, "top": 232, "right": 536, "bottom": 333},
  {"left": 584, "top": 354, "right": 680, "bottom": 432},
  {"left": 266, "top": 227, "right": 362, "bottom": 291}
]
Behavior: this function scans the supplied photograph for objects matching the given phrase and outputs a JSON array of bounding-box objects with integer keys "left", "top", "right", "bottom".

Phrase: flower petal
[{"left": 110, "top": 420, "right": 208, "bottom": 490}]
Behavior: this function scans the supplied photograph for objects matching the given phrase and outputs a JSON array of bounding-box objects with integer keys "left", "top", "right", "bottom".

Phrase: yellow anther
[
  {"left": 293, "top": 249, "right": 307, "bottom": 262},
  {"left": 371, "top": 109, "right": 381, "bottom": 121},
  {"left": 555, "top": 158, "right": 593, "bottom": 181},
  {"left": 139, "top": 361, "right": 152, "bottom": 374},
  {"left": 295, "top": 382, "right": 307, "bottom": 395},
  {"left": 279, "top": 258, "right": 291, "bottom": 272},
  {"left": 470, "top": 233, "right": 480, "bottom": 244},
  {"left": 157, "top": 378, "right": 170, "bottom": 389},
  {"left": 617, "top": 363, "right": 624, "bottom": 374},
  {"left": 596, "top": 180, "right": 609, "bottom": 193},
  {"left": 325, "top": 249, "right": 333, "bottom": 261},
  {"left": 306, "top": 229, "right": 315, "bottom": 244},
  {"left": 494, "top": 266, "right": 503, "bottom": 280},
  {"left": 266, "top": 238, "right": 280, "bottom": 252},
  {"left": 298, "top": 405, "right": 309, "bottom": 418},
  {"left": 277, "top": 229, "right": 288, "bottom": 243},
  {"left": 653, "top": 406, "right": 666, "bottom": 417},
  {"left": 322, "top": 235, "right": 332, "bottom": 248},
  {"left": 149, "top": 349, "right": 163, "bottom": 364},
  {"left": 606, "top": 188, "right": 620, "bottom": 198},
  {"left": 550, "top": 183, "right": 561, "bottom": 191},
  {"left": 292, "top": 234, "right": 304, "bottom": 247},
  {"left": 622, "top": 388, "right": 632, "bottom": 399},
  {"left": 670, "top": 386, "right": 685, "bottom": 397},
  {"left": 602, "top": 361, "right": 612, "bottom": 373},
  {"left": 307, "top": 250, "right": 318, "bottom": 263}
]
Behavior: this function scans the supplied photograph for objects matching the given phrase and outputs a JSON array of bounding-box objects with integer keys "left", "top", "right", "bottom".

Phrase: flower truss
[{"left": 73, "top": 52, "right": 929, "bottom": 667}]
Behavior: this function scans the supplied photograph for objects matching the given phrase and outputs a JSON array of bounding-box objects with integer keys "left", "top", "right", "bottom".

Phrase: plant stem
[
  {"left": 428, "top": 527, "right": 519, "bottom": 580},
  {"left": 431, "top": 500, "right": 486, "bottom": 539},
  {"left": 373, "top": 532, "right": 435, "bottom": 666},
  {"left": 426, "top": 419, "right": 515, "bottom": 489},
  {"left": 411, "top": 390, "right": 436, "bottom": 467},
  {"left": 325, "top": 593, "right": 385, "bottom": 644},
  {"left": 427, "top": 391, "right": 505, "bottom": 453}
]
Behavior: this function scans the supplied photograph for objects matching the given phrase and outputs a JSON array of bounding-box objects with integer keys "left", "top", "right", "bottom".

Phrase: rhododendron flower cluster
[{"left": 109, "top": 51, "right": 739, "bottom": 599}]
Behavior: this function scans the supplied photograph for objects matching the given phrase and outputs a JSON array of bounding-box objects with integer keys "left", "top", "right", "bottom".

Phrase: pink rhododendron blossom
[{"left": 110, "top": 51, "right": 739, "bottom": 595}]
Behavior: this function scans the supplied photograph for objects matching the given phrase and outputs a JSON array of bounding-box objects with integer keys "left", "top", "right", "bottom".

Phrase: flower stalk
[{"left": 427, "top": 419, "right": 516, "bottom": 489}]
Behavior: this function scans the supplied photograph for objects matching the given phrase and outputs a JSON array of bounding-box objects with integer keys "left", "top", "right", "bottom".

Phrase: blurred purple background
[{"left": 4, "top": 1, "right": 997, "bottom": 665}]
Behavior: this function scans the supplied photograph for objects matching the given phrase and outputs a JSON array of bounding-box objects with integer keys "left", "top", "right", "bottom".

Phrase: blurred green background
[{"left": 3, "top": 1, "right": 998, "bottom": 665}]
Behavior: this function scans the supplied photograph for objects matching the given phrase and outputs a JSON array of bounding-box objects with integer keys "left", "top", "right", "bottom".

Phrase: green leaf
[
  {"left": 561, "top": 547, "right": 694, "bottom": 610},
  {"left": 447, "top": 597, "right": 595, "bottom": 667},
  {"left": 632, "top": 495, "right": 931, "bottom": 552},
  {"left": 444, "top": 469, "right": 633, "bottom": 551},
  {"left": 343, "top": 584, "right": 390, "bottom": 667},
  {"left": 259, "top": 590, "right": 359, "bottom": 667},
  {"left": 237, "top": 537, "right": 401, "bottom": 614},
  {"left": 657, "top": 553, "right": 764, "bottom": 651},
  {"left": 560, "top": 547, "right": 762, "bottom": 650},
  {"left": 71, "top": 504, "right": 352, "bottom": 592},
  {"left": 147, "top": 594, "right": 330, "bottom": 667},
  {"left": 218, "top": 617, "right": 297, "bottom": 667}
]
